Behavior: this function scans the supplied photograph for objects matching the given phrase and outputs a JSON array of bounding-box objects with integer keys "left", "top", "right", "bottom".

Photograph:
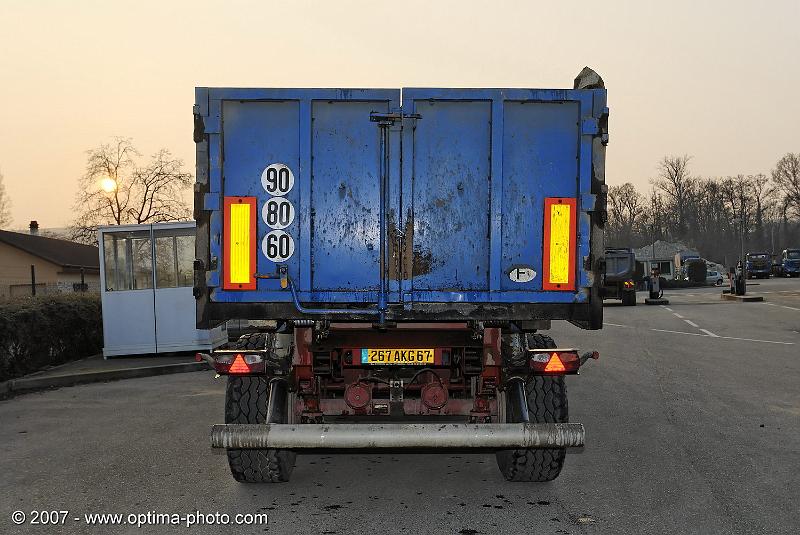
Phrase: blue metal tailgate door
[
  {"left": 401, "top": 88, "right": 595, "bottom": 304},
  {"left": 211, "top": 89, "right": 400, "bottom": 305}
]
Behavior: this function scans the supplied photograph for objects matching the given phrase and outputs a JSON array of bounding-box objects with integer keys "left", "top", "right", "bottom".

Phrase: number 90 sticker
[
  {"left": 261, "top": 164, "right": 294, "bottom": 196},
  {"left": 262, "top": 230, "right": 295, "bottom": 262},
  {"left": 262, "top": 197, "right": 295, "bottom": 230}
]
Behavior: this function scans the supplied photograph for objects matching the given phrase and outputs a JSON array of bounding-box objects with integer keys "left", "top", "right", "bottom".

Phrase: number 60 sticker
[{"left": 262, "top": 230, "right": 295, "bottom": 262}]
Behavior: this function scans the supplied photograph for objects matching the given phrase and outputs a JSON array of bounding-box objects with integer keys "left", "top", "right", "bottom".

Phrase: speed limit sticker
[
  {"left": 262, "top": 197, "right": 295, "bottom": 230},
  {"left": 260, "top": 163, "right": 294, "bottom": 196},
  {"left": 262, "top": 230, "right": 295, "bottom": 262}
]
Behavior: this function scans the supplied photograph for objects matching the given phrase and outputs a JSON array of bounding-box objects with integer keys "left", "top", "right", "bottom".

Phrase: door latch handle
[{"left": 369, "top": 112, "right": 422, "bottom": 125}]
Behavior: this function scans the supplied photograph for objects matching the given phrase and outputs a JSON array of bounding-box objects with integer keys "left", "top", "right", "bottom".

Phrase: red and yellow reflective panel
[
  {"left": 223, "top": 196, "right": 257, "bottom": 290},
  {"left": 542, "top": 197, "right": 577, "bottom": 291}
]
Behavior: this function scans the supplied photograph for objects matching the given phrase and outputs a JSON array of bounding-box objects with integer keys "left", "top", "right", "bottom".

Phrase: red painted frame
[
  {"left": 223, "top": 196, "right": 257, "bottom": 290},
  {"left": 542, "top": 197, "right": 577, "bottom": 291}
]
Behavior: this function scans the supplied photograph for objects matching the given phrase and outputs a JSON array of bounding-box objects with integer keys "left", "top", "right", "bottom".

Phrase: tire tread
[
  {"left": 224, "top": 333, "right": 295, "bottom": 483},
  {"left": 496, "top": 333, "right": 568, "bottom": 482}
]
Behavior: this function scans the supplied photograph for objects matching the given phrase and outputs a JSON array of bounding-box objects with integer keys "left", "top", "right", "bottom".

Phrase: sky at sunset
[{"left": 1, "top": 0, "right": 799, "bottom": 229}]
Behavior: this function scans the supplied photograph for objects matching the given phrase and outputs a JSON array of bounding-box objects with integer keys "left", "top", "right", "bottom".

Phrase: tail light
[
  {"left": 624, "top": 280, "right": 634, "bottom": 289},
  {"left": 223, "top": 196, "right": 257, "bottom": 290},
  {"left": 542, "top": 197, "right": 577, "bottom": 291},
  {"left": 530, "top": 350, "right": 580, "bottom": 374},
  {"left": 211, "top": 352, "right": 265, "bottom": 374},
  {"left": 228, "top": 354, "right": 251, "bottom": 374}
]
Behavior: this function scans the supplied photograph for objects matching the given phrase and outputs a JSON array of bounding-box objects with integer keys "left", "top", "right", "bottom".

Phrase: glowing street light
[{"left": 100, "top": 177, "right": 117, "bottom": 193}]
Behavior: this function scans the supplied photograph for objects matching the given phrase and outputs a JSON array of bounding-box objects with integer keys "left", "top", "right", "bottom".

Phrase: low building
[
  {"left": 0, "top": 222, "right": 100, "bottom": 297},
  {"left": 633, "top": 240, "right": 699, "bottom": 279}
]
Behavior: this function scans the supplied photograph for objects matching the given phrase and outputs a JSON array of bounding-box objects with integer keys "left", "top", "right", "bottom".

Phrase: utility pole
[
  {"left": 651, "top": 221, "right": 656, "bottom": 274},
  {"left": 771, "top": 224, "right": 774, "bottom": 254},
  {"left": 740, "top": 212, "right": 745, "bottom": 263}
]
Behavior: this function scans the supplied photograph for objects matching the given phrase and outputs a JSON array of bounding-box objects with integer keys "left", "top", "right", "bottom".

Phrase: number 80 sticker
[
  {"left": 262, "top": 197, "right": 295, "bottom": 230},
  {"left": 262, "top": 230, "right": 295, "bottom": 262}
]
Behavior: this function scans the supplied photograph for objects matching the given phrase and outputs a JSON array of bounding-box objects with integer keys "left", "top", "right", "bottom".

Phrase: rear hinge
[
  {"left": 193, "top": 104, "right": 205, "bottom": 143},
  {"left": 581, "top": 107, "right": 609, "bottom": 146}
]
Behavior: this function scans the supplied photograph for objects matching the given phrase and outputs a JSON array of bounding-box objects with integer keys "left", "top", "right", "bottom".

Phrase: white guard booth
[{"left": 98, "top": 222, "right": 227, "bottom": 357}]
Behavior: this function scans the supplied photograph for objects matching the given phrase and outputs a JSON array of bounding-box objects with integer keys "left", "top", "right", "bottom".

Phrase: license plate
[{"left": 361, "top": 348, "right": 435, "bottom": 365}]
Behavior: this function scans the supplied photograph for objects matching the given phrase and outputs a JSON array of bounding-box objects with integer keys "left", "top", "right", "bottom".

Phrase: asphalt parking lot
[{"left": 1, "top": 278, "right": 798, "bottom": 535}]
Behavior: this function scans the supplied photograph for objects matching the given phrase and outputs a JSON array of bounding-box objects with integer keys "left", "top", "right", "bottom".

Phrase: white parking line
[
  {"left": 685, "top": 319, "right": 700, "bottom": 328},
  {"left": 700, "top": 328, "right": 719, "bottom": 337},
  {"left": 765, "top": 302, "right": 779, "bottom": 306},
  {"left": 781, "top": 305, "right": 800, "bottom": 311},
  {"left": 718, "top": 335, "right": 794, "bottom": 345},
  {"left": 664, "top": 307, "right": 674, "bottom": 312},
  {"left": 604, "top": 322, "right": 632, "bottom": 328},
  {"left": 673, "top": 313, "right": 684, "bottom": 319},
  {"left": 650, "top": 328, "right": 793, "bottom": 345},
  {"left": 652, "top": 328, "right": 704, "bottom": 337}
]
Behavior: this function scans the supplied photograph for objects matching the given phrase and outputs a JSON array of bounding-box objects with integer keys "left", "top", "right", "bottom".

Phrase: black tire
[
  {"left": 496, "top": 333, "right": 568, "bottom": 482},
  {"left": 621, "top": 290, "right": 636, "bottom": 306},
  {"left": 225, "top": 333, "right": 296, "bottom": 483}
]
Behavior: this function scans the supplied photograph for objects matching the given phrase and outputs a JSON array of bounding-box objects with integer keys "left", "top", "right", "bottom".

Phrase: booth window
[
  {"left": 155, "top": 229, "right": 195, "bottom": 288},
  {"left": 103, "top": 232, "right": 153, "bottom": 290}
]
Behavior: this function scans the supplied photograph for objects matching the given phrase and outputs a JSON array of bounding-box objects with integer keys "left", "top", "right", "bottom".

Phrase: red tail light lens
[
  {"left": 228, "top": 354, "right": 250, "bottom": 374},
  {"left": 211, "top": 352, "right": 265, "bottom": 374},
  {"left": 530, "top": 351, "right": 580, "bottom": 374},
  {"left": 544, "top": 353, "right": 566, "bottom": 372}
]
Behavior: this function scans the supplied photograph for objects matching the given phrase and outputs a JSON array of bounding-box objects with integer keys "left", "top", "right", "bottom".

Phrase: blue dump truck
[
  {"left": 775, "top": 248, "right": 800, "bottom": 277},
  {"left": 194, "top": 68, "right": 607, "bottom": 483},
  {"left": 746, "top": 251, "right": 772, "bottom": 279}
]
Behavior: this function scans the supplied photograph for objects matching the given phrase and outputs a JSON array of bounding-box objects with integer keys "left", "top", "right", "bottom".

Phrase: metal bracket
[
  {"left": 369, "top": 112, "right": 422, "bottom": 125},
  {"left": 389, "top": 380, "right": 404, "bottom": 403}
]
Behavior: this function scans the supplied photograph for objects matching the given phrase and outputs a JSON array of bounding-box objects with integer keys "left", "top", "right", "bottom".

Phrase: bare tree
[
  {"left": 607, "top": 154, "right": 792, "bottom": 267},
  {"left": 0, "top": 169, "right": 11, "bottom": 229},
  {"left": 691, "top": 177, "right": 733, "bottom": 262},
  {"left": 607, "top": 182, "right": 646, "bottom": 246},
  {"left": 772, "top": 153, "right": 800, "bottom": 218},
  {"left": 69, "top": 138, "right": 192, "bottom": 243},
  {"left": 653, "top": 155, "right": 694, "bottom": 239},
  {"left": 747, "top": 173, "right": 774, "bottom": 248}
]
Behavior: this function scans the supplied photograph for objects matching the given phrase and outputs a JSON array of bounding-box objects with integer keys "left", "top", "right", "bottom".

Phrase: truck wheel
[
  {"left": 496, "top": 333, "right": 568, "bottom": 482},
  {"left": 225, "top": 333, "right": 296, "bottom": 483},
  {"left": 621, "top": 291, "right": 636, "bottom": 306}
]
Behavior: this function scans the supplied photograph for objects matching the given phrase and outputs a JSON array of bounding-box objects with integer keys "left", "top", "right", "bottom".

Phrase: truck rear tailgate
[{"left": 194, "top": 87, "right": 608, "bottom": 327}]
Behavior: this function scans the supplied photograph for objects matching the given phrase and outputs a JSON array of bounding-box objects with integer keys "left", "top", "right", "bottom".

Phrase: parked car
[{"left": 706, "top": 270, "right": 724, "bottom": 286}]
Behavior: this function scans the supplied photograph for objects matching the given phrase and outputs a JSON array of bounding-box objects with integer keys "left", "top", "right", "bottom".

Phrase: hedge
[{"left": 0, "top": 294, "right": 103, "bottom": 383}]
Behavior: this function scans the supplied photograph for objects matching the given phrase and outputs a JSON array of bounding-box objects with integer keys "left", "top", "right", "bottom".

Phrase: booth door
[
  {"left": 101, "top": 230, "right": 157, "bottom": 356},
  {"left": 152, "top": 228, "right": 205, "bottom": 351}
]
